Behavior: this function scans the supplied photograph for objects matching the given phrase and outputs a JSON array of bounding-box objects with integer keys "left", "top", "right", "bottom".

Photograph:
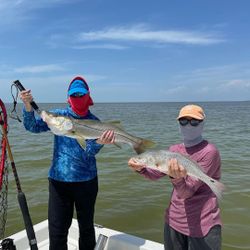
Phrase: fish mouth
[
  {"left": 40, "top": 111, "right": 49, "bottom": 123},
  {"left": 41, "top": 111, "right": 61, "bottom": 126},
  {"left": 41, "top": 111, "right": 73, "bottom": 131}
]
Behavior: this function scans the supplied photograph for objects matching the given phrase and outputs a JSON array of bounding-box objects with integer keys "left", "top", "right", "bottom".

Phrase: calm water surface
[{"left": 2, "top": 102, "right": 250, "bottom": 250}]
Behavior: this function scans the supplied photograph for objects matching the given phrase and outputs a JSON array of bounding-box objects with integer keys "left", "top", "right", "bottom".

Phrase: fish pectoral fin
[
  {"left": 105, "top": 120, "right": 121, "bottom": 124},
  {"left": 72, "top": 131, "right": 87, "bottom": 139},
  {"left": 77, "top": 139, "right": 86, "bottom": 149}
]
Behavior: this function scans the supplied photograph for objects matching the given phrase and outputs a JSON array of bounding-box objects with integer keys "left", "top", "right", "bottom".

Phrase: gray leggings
[{"left": 164, "top": 223, "right": 221, "bottom": 250}]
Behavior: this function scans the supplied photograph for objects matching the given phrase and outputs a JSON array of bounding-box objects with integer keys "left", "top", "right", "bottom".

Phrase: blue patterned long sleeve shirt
[{"left": 23, "top": 107, "right": 103, "bottom": 182}]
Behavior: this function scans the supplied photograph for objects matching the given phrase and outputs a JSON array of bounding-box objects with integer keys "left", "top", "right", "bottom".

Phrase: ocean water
[{"left": 1, "top": 102, "right": 250, "bottom": 250}]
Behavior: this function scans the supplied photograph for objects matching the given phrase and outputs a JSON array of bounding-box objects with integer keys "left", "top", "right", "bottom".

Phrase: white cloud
[
  {"left": 72, "top": 44, "right": 128, "bottom": 50},
  {"left": 79, "top": 24, "right": 224, "bottom": 45},
  {"left": 0, "top": 0, "right": 74, "bottom": 10},
  {"left": 14, "top": 64, "right": 64, "bottom": 74},
  {"left": 172, "top": 64, "right": 250, "bottom": 86},
  {"left": 164, "top": 85, "right": 187, "bottom": 94},
  {"left": 162, "top": 63, "right": 250, "bottom": 101},
  {"left": 222, "top": 79, "right": 250, "bottom": 88},
  {"left": 0, "top": 0, "right": 77, "bottom": 27},
  {"left": 0, "top": 72, "right": 107, "bottom": 103},
  {"left": 46, "top": 24, "right": 225, "bottom": 50}
]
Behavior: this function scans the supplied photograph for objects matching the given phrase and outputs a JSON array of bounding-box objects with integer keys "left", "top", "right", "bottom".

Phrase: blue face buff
[{"left": 179, "top": 121, "right": 204, "bottom": 147}]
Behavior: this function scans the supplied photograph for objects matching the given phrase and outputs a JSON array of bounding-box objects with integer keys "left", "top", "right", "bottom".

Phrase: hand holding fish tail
[
  {"left": 96, "top": 130, "right": 115, "bottom": 145},
  {"left": 168, "top": 158, "right": 187, "bottom": 179},
  {"left": 128, "top": 158, "right": 145, "bottom": 172}
]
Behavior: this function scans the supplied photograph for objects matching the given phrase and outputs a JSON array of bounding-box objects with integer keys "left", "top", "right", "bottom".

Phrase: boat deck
[{"left": 3, "top": 219, "right": 164, "bottom": 250}]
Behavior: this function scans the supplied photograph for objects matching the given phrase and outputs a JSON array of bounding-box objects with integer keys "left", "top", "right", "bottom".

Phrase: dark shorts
[{"left": 164, "top": 223, "right": 221, "bottom": 250}]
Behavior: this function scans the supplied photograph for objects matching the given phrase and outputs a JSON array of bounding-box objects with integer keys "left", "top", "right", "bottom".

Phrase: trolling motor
[{"left": 0, "top": 238, "right": 16, "bottom": 250}]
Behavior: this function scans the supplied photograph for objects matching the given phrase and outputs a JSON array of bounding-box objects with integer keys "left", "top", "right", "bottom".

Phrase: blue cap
[{"left": 68, "top": 80, "right": 89, "bottom": 96}]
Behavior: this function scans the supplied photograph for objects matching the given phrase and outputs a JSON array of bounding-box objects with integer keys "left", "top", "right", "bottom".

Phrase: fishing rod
[
  {"left": 12, "top": 80, "right": 41, "bottom": 114},
  {"left": 0, "top": 99, "right": 38, "bottom": 250},
  {"left": 0, "top": 100, "right": 7, "bottom": 192},
  {"left": 9, "top": 80, "right": 41, "bottom": 123},
  {"left": 0, "top": 99, "right": 8, "bottom": 241}
]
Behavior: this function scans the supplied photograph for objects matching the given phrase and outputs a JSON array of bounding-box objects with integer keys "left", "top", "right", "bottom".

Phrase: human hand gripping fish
[
  {"left": 40, "top": 111, "right": 155, "bottom": 154},
  {"left": 18, "top": 82, "right": 155, "bottom": 153},
  {"left": 128, "top": 157, "right": 187, "bottom": 178},
  {"left": 129, "top": 150, "right": 225, "bottom": 199}
]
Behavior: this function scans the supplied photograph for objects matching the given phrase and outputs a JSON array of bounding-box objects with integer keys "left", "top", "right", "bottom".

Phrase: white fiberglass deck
[{"left": 3, "top": 219, "right": 164, "bottom": 250}]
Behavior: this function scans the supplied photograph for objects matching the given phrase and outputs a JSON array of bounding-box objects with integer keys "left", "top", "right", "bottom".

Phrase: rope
[{"left": 9, "top": 84, "right": 22, "bottom": 123}]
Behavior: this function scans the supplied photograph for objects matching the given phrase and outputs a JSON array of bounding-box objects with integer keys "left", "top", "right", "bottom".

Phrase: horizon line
[{"left": 3, "top": 100, "right": 250, "bottom": 105}]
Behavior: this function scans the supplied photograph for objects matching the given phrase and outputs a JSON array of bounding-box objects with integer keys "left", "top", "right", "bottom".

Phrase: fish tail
[
  {"left": 133, "top": 139, "right": 156, "bottom": 154},
  {"left": 207, "top": 178, "right": 226, "bottom": 200}
]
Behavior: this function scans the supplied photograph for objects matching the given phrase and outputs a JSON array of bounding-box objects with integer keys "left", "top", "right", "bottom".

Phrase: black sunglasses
[
  {"left": 178, "top": 118, "right": 203, "bottom": 127},
  {"left": 70, "top": 93, "right": 86, "bottom": 97}
]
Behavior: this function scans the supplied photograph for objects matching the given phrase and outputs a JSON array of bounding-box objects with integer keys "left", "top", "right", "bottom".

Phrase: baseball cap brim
[
  {"left": 68, "top": 87, "right": 88, "bottom": 96},
  {"left": 177, "top": 113, "right": 204, "bottom": 120}
]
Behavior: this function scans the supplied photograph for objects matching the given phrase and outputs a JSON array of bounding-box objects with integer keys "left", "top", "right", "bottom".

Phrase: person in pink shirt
[{"left": 128, "top": 104, "right": 222, "bottom": 250}]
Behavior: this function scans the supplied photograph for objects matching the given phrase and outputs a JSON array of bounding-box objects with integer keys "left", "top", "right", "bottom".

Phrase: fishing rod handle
[
  {"left": 13, "top": 80, "right": 40, "bottom": 113},
  {"left": 18, "top": 192, "right": 38, "bottom": 250}
]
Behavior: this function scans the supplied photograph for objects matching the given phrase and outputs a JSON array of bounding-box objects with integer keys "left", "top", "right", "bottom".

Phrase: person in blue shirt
[{"left": 20, "top": 76, "right": 115, "bottom": 250}]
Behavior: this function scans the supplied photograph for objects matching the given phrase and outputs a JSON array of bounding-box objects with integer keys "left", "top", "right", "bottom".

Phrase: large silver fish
[
  {"left": 40, "top": 111, "right": 155, "bottom": 154},
  {"left": 131, "top": 150, "right": 225, "bottom": 199}
]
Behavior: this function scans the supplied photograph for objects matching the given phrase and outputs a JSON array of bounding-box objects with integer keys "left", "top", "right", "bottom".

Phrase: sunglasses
[
  {"left": 178, "top": 118, "right": 203, "bottom": 127},
  {"left": 70, "top": 93, "right": 86, "bottom": 97}
]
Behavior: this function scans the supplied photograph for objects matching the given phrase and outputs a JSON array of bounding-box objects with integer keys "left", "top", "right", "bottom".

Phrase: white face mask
[{"left": 179, "top": 121, "right": 204, "bottom": 147}]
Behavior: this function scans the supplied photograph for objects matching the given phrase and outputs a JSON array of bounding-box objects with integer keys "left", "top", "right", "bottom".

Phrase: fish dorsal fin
[
  {"left": 104, "top": 120, "right": 123, "bottom": 129},
  {"left": 74, "top": 119, "right": 123, "bottom": 129},
  {"left": 73, "top": 119, "right": 100, "bottom": 125},
  {"left": 113, "top": 142, "right": 122, "bottom": 149},
  {"left": 104, "top": 120, "right": 121, "bottom": 124}
]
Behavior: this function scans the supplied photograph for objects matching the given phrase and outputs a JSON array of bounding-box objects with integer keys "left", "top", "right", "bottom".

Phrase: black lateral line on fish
[{"left": 73, "top": 121, "right": 140, "bottom": 144}]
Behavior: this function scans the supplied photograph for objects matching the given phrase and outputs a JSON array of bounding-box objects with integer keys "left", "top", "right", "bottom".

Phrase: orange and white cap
[{"left": 177, "top": 104, "right": 205, "bottom": 120}]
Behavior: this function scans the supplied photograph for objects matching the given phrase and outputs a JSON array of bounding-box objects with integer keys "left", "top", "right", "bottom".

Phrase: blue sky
[{"left": 0, "top": 0, "right": 250, "bottom": 103}]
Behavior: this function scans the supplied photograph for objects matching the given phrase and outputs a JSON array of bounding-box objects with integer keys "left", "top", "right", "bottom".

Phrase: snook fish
[
  {"left": 41, "top": 111, "right": 155, "bottom": 154},
  {"left": 131, "top": 150, "right": 225, "bottom": 199}
]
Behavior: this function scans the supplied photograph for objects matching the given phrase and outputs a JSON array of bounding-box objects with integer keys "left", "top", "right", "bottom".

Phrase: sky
[{"left": 0, "top": 0, "right": 250, "bottom": 103}]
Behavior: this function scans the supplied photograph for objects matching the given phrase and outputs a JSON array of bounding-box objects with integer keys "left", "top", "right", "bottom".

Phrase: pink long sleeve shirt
[{"left": 139, "top": 140, "right": 222, "bottom": 237}]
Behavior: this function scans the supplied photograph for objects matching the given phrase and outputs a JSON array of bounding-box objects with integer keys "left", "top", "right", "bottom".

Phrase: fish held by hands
[
  {"left": 40, "top": 110, "right": 155, "bottom": 154},
  {"left": 130, "top": 150, "right": 225, "bottom": 199}
]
